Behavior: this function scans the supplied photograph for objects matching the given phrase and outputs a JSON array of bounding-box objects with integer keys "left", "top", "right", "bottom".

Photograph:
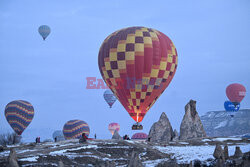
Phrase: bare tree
[{"left": 0, "top": 133, "right": 22, "bottom": 146}]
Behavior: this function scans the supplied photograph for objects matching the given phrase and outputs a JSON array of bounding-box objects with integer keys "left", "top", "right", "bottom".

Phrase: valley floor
[{"left": 0, "top": 137, "right": 249, "bottom": 166}]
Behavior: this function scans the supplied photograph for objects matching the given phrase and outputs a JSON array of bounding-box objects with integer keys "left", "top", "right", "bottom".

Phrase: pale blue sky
[{"left": 0, "top": 0, "right": 249, "bottom": 140}]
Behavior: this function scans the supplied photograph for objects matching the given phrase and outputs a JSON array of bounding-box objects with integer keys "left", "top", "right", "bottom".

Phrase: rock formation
[
  {"left": 173, "top": 129, "right": 179, "bottom": 141},
  {"left": 128, "top": 151, "right": 144, "bottom": 167},
  {"left": 112, "top": 130, "right": 122, "bottom": 140},
  {"left": 0, "top": 146, "right": 4, "bottom": 152},
  {"left": 224, "top": 145, "right": 229, "bottom": 160},
  {"left": 8, "top": 148, "right": 19, "bottom": 167},
  {"left": 193, "top": 160, "right": 202, "bottom": 167},
  {"left": 242, "top": 152, "right": 250, "bottom": 167},
  {"left": 58, "top": 161, "right": 65, "bottom": 167},
  {"left": 148, "top": 112, "right": 174, "bottom": 143},
  {"left": 179, "top": 100, "right": 206, "bottom": 140},
  {"left": 213, "top": 144, "right": 225, "bottom": 161},
  {"left": 215, "top": 159, "right": 224, "bottom": 167},
  {"left": 234, "top": 146, "right": 243, "bottom": 158}
]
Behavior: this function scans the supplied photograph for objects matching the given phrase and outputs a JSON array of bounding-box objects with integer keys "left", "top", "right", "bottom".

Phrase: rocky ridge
[{"left": 201, "top": 109, "right": 250, "bottom": 137}]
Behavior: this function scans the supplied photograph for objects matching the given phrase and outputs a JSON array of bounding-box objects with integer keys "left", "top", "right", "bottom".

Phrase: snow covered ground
[
  {"left": 0, "top": 137, "right": 249, "bottom": 166},
  {"left": 155, "top": 144, "right": 250, "bottom": 163},
  {"left": 212, "top": 137, "right": 242, "bottom": 141}
]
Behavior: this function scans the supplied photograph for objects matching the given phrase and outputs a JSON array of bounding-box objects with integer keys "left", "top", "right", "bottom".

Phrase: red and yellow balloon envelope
[
  {"left": 63, "top": 120, "right": 90, "bottom": 139},
  {"left": 98, "top": 27, "right": 178, "bottom": 124},
  {"left": 5, "top": 100, "right": 34, "bottom": 135},
  {"left": 108, "top": 122, "right": 120, "bottom": 135},
  {"left": 226, "top": 83, "right": 246, "bottom": 106}
]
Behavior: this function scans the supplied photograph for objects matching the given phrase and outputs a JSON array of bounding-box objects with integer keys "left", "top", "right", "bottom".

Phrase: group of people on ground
[
  {"left": 35, "top": 137, "right": 40, "bottom": 143},
  {"left": 123, "top": 134, "right": 130, "bottom": 140}
]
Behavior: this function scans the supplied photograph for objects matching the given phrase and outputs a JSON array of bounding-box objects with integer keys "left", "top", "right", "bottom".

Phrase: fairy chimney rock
[
  {"left": 148, "top": 112, "right": 174, "bottom": 143},
  {"left": 179, "top": 100, "right": 206, "bottom": 140},
  {"left": 112, "top": 130, "right": 122, "bottom": 140}
]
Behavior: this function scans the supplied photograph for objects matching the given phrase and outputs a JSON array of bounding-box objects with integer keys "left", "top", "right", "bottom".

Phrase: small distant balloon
[
  {"left": 63, "top": 120, "right": 90, "bottom": 139},
  {"left": 5, "top": 100, "right": 34, "bottom": 135},
  {"left": 104, "top": 90, "right": 117, "bottom": 108},
  {"left": 38, "top": 25, "right": 51, "bottom": 40},
  {"left": 108, "top": 123, "right": 120, "bottom": 135},
  {"left": 52, "top": 130, "right": 65, "bottom": 141}
]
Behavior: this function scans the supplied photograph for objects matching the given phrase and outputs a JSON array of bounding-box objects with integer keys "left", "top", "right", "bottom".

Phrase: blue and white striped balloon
[
  {"left": 104, "top": 90, "right": 117, "bottom": 108},
  {"left": 38, "top": 25, "right": 51, "bottom": 40}
]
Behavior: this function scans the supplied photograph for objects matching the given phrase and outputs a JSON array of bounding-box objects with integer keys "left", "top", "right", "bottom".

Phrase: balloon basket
[
  {"left": 132, "top": 123, "right": 143, "bottom": 130},
  {"left": 232, "top": 102, "right": 239, "bottom": 107}
]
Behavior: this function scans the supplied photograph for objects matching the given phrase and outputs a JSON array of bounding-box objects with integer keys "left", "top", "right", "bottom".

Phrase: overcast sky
[{"left": 0, "top": 0, "right": 249, "bottom": 140}]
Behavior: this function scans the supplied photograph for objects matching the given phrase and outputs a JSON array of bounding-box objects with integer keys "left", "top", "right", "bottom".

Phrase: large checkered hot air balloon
[
  {"left": 226, "top": 83, "right": 246, "bottom": 106},
  {"left": 98, "top": 27, "right": 178, "bottom": 130},
  {"left": 5, "top": 100, "right": 34, "bottom": 135},
  {"left": 38, "top": 25, "right": 51, "bottom": 40},
  {"left": 63, "top": 120, "right": 90, "bottom": 139},
  {"left": 108, "top": 122, "right": 120, "bottom": 135},
  {"left": 104, "top": 89, "right": 117, "bottom": 108}
]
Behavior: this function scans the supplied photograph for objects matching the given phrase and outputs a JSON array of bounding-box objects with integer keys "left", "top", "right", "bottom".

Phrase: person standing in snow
[
  {"left": 79, "top": 133, "right": 88, "bottom": 143},
  {"left": 35, "top": 137, "right": 41, "bottom": 143}
]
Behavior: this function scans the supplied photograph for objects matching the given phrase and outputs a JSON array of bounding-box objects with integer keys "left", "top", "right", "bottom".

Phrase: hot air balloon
[
  {"left": 224, "top": 100, "right": 240, "bottom": 117},
  {"left": 226, "top": 83, "right": 246, "bottom": 106},
  {"left": 38, "top": 25, "right": 51, "bottom": 40},
  {"left": 52, "top": 130, "right": 65, "bottom": 141},
  {"left": 98, "top": 27, "right": 178, "bottom": 130},
  {"left": 108, "top": 123, "right": 120, "bottom": 135},
  {"left": 5, "top": 100, "right": 34, "bottom": 135},
  {"left": 104, "top": 89, "right": 117, "bottom": 108},
  {"left": 131, "top": 132, "right": 148, "bottom": 140},
  {"left": 224, "top": 101, "right": 240, "bottom": 111},
  {"left": 63, "top": 120, "right": 90, "bottom": 139}
]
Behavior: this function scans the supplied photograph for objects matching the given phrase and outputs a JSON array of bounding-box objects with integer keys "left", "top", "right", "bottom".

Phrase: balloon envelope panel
[
  {"left": 98, "top": 27, "right": 178, "bottom": 123},
  {"left": 108, "top": 122, "right": 120, "bottom": 135},
  {"left": 131, "top": 132, "right": 148, "bottom": 139},
  {"left": 5, "top": 100, "right": 34, "bottom": 135},
  {"left": 63, "top": 120, "right": 90, "bottom": 139},
  {"left": 226, "top": 83, "right": 246, "bottom": 103}
]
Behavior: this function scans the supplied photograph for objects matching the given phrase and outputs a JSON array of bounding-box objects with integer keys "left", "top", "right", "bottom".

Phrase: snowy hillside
[{"left": 201, "top": 109, "right": 250, "bottom": 137}]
